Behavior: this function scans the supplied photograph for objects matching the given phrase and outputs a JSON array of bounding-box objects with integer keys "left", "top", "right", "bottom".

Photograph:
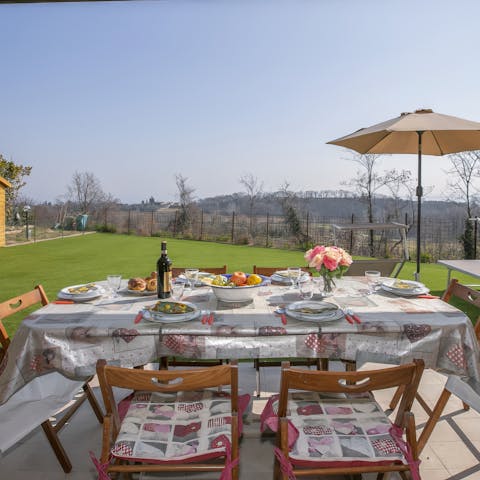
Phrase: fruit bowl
[{"left": 210, "top": 274, "right": 266, "bottom": 303}]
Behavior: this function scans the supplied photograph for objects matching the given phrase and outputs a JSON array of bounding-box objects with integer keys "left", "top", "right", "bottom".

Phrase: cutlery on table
[
  {"left": 343, "top": 311, "right": 354, "bottom": 324},
  {"left": 275, "top": 306, "right": 288, "bottom": 325},
  {"left": 417, "top": 294, "right": 440, "bottom": 299},
  {"left": 134, "top": 310, "right": 144, "bottom": 324},
  {"left": 53, "top": 300, "right": 75, "bottom": 304},
  {"left": 201, "top": 310, "right": 210, "bottom": 325},
  {"left": 346, "top": 308, "right": 361, "bottom": 324}
]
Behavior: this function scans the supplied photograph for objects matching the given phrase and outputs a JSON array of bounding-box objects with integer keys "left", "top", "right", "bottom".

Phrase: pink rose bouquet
[{"left": 304, "top": 246, "right": 352, "bottom": 293}]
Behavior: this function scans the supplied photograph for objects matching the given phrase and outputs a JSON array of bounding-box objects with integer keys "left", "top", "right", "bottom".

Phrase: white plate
[
  {"left": 286, "top": 301, "right": 343, "bottom": 322},
  {"left": 271, "top": 271, "right": 310, "bottom": 284},
  {"left": 144, "top": 309, "right": 201, "bottom": 323},
  {"left": 121, "top": 287, "right": 156, "bottom": 296},
  {"left": 177, "top": 272, "right": 216, "bottom": 286},
  {"left": 381, "top": 284, "right": 430, "bottom": 297},
  {"left": 147, "top": 301, "right": 199, "bottom": 323},
  {"left": 380, "top": 279, "right": 429, "bottom": 296},
  {"left": 58, "top": 284, "right": 105, "bottom": 301}
]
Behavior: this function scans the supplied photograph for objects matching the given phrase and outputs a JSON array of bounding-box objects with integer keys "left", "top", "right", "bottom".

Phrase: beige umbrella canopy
[{"left": 328, "top": 109, "right": 480, "bottom": 279}]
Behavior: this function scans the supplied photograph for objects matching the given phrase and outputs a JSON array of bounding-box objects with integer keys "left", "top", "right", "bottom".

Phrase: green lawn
[{"left": 1, "top": 233, "right": 477, "bottom": 335}]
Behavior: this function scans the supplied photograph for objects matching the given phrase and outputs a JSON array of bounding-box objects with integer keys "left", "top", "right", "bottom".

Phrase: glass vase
[{"left": 321, "top": 273, "right": 336, "bottom": 296}]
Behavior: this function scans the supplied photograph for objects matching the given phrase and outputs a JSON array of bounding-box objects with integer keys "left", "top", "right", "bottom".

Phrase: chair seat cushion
[
  {"left": 112, "top": 389, "right": 250, "bottom": 463},
  {"left": 262, "top": 391, "right": 407, "bottom": 467}
]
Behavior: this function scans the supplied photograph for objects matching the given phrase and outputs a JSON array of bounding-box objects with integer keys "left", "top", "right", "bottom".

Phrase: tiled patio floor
[{"left": 1, "top": 362, "right": 479, "bottom": 479}]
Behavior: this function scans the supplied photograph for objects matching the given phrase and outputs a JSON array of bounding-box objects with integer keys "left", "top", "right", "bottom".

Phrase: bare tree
[
  {"left": 67, "top": 171, "right": 106, "bottom": 214},
  {"left": 384, "top": 169, "right": 414, "bottom": 220},
  {"left": 446, "top": 151, "right": 480, "bottom": 258},
  {"left": 239, "top": 172, "right": 263, "bottom": 237},
  {"left": 343, "top": 153, "right": 412, "bottom": 256},
  {"left": 174, "top": 174, "right": 196, "bottom": 234}
]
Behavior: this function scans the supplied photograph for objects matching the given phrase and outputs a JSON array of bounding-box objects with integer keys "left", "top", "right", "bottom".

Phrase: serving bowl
[{"left": 210, "top": 274, "right": 266, "bottom": 303}]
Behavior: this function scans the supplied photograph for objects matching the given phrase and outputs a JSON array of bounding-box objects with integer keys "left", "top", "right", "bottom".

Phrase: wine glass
[
  {"left": 107, "top": 275, "right": 122, "bottom": 298},
  {"left": 299, "top": 277, "right": 315, "bottom": 300},
  {"left": 171, "top": 279, "right": 185, "bottom": 301},
  {"left": 287, "top": 267, "right": 302, "bottom": 289},
  {"left": 184, "top": 268, "right": 199, "bottom": 290},
  {"left": 365, "top": 270, "right": 381, "bottom": 295}
]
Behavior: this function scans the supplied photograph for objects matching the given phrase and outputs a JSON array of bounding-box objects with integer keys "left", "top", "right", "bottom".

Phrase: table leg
[{"left": 446, "top": 268, "right": 452, "bottom": 289}]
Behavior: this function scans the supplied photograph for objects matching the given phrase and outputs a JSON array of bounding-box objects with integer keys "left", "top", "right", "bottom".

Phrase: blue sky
[{"left": 2, "top": 0, "right": 480, "bottom": 203}]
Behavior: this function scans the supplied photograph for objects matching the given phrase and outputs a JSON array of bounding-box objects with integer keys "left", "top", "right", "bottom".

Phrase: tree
[
  {"left": 344, "top": 153, "right": 410, "bottom": 256},
  {"left": 446, "top": 151, "right": 480, "bottom": 258},
  {"left": 277, "top": 181, "right": 308, "bottom": 246},
  {"left": 239, "top": 173, "right": 263, "bottom": 238},
  {"left": 66, "top": 171, "right": 106, "bottom": 214},
  {"left": 0, "top": 155, "right": 32, "bottom": 223},
  {"left": 174, "top": 174, "right": 196, "bottom": 234},
  {"left": 383, "top": 169, "right": 414, "bottom": 221}
]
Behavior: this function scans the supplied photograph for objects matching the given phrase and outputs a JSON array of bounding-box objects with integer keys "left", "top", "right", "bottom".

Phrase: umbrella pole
[{"left": 415, "top": 131, "right": 424, "bottom": 281}]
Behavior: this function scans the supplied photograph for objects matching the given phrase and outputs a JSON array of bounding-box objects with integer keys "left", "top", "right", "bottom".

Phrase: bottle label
[{"left": 162, "top": 271, "right": 172, "bottom": 293}]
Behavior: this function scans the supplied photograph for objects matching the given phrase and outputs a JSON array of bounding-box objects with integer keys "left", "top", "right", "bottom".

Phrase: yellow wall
[{"left": 0, "top": 177, "right": 12, "bottom": 247}]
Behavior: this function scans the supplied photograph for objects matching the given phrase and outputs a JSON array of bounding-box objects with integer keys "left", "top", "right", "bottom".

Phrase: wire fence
[{"left": 6, "top": 205, "right": 472, "bottom": 261}]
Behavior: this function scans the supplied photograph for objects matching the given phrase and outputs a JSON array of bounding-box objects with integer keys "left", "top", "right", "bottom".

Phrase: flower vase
[{"left": 321, "top": 273, "right": 336, "bottom": 296}]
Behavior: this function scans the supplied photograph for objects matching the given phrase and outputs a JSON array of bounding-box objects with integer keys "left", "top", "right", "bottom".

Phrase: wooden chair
[
  {"left": 345, "top": 258, "right": 400, "bottom": 277},
  {"left": 270, "top": 359, "right": 424, "bottom": 480},
  {"left": 253, "top": 265, "right": 311, "bottom": 277},
  {"left": 251, "top": 266, "right": 325, "bottom": 396},
  {"left": 162, "top": 265, "right": 228, "bottom": 369},
  {"left": 389, "top": 278, "right": 480, "bottom": 417},
  {"left": 0, "top": 285, "right": 103, "bottom": 473},
  {"left": 94, "top": 360, "right": 244, "bottom": 480}
]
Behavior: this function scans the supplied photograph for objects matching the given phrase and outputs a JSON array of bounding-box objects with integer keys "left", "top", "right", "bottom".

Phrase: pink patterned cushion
[
  {"left": 113, "top": 389, "right": 250, "bottom": 463},
  {"left": 261, "top": 391, "right": 407, "bottom": 466}
]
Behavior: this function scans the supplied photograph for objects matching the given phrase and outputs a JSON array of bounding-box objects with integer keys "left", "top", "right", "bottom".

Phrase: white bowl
[{"left": 210, "top": 283, "right": 263, "bottom": 303}]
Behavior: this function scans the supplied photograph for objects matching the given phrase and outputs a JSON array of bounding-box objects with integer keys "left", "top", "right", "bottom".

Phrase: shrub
[{"left": 95, "top": 224, "right": 117, "bottom": 234}]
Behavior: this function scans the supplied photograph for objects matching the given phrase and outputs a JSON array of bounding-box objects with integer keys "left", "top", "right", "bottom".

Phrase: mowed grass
[{"left": 1, "top": 233, "right": 477, "bottom": 334}]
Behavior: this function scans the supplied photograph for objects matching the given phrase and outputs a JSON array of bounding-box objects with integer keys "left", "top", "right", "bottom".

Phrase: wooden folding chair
[
  {"left": 94, "top": 360, "right": 246, "bottom": 480},
  {"left": 0, "top": 285, "right": 103, "bottom": 473},
  {"left": 413, "top": 279, "right": 480, "bottom": 453},
  {"left": 253, "top": 265, "right": 311, "bottom": 277},
  {"left": 345, "top": 259, "right": 401, "bottom": 277},
  {"left": 251, "top": 266, "right": 325, "bottom": 397},
  {"left": 268, "top": 359, "right": 424, "bottom": 480},
  {"left": 162, "top": 265, "right": 227, "bottom": 369},
  {"left": 389, "top": 278, "right": 480, "bottom": 417}
]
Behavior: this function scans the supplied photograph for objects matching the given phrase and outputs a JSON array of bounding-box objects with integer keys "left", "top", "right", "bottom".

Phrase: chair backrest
[
  {"left": 171, "top": 265, "right": 227, "bottom": 277},
  {"left": 253, "top": 266, "right": 311, "bottom": 276},
  {"left": 278, "top": 359, "right": 424, "bottom": 427},
  {"left": 346, "top": 259, "right": 400, "bottom": 277},
  {"left": 442, "top": 278, "right": 480, "bottom": 341},
  {"left": 97, "top": 360, "right": 239, "bottom": 435},
  {"left": 0, "top": 285, "right": 49, "bottom": 361}
]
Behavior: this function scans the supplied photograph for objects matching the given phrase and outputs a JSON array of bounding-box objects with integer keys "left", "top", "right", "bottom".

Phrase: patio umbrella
[{"left": 327, "top": 108, "right": 480, "bottom": 280}]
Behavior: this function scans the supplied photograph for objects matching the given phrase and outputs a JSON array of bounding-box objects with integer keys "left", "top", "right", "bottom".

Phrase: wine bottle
[{"left": 157, "top": 241, "right": 172, "bottom": 299}]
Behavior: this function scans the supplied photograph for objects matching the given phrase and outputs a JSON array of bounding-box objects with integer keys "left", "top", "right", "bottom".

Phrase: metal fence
[{"left": 7, "top": 205, "right": 471, "bottom": 261}]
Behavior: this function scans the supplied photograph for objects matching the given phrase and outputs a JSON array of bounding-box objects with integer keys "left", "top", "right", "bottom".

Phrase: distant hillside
[{"left": 196, "top": 192, "right": 467, "bottom": 221}]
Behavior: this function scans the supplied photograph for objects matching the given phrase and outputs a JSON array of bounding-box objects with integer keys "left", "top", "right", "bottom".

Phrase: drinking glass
[
  {"left": 171, "top": 279, "right": 185, "bottom": 301},
  {"left": 107, "top": 275, "right": 122, "bottom": 297},
  {"left": 184, "top": 268, "right": 199, "bottom": 290},
  {"left": 287, "top": 267, "right": 302, "bottom": 289},
  {"left": 365, "top": 270, "right": 381, "bottom": 294},
  {"left": 299, "top": 277, "right": 315, "bottom": 300}
]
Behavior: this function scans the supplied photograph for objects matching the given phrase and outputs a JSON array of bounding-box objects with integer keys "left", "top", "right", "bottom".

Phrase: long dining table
[{"left": 1, "top": 276, "right": 479, "bottom": 453}]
